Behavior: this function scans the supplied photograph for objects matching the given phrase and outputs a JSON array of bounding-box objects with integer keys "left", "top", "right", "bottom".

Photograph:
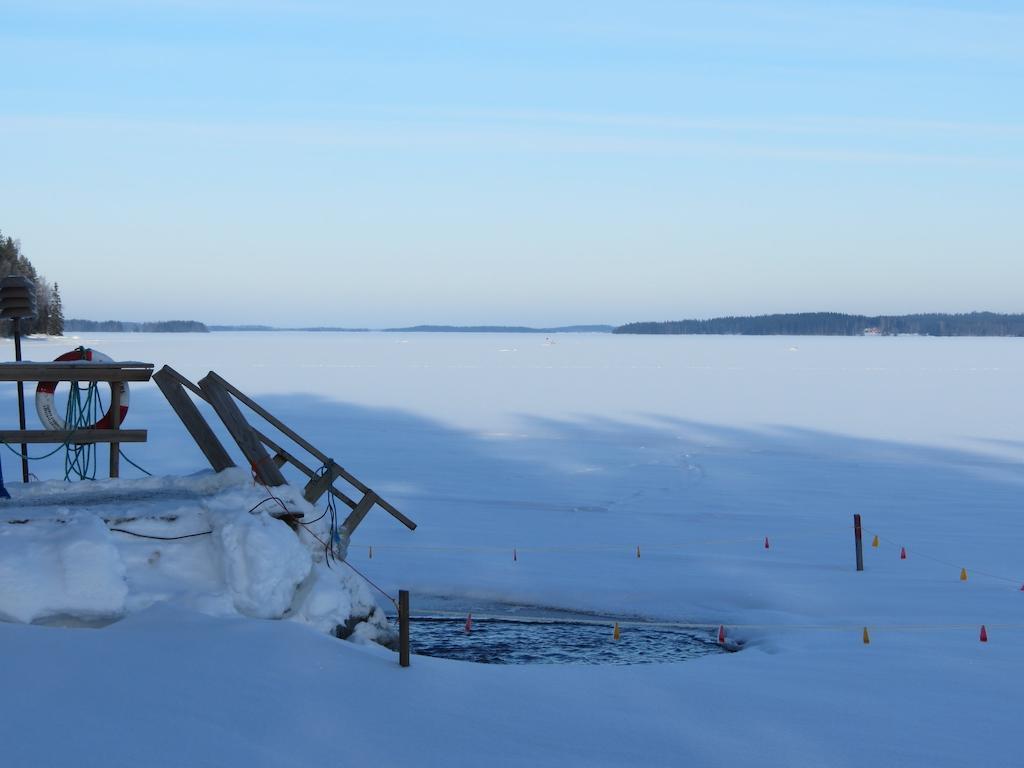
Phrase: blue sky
[{"left": 1, "top": 0, "right": 1021, "bottom": 326}]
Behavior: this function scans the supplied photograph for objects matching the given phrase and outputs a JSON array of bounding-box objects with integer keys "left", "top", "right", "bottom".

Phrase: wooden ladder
[{"left": 153, "top": 366, "right": 416, "bottom": 535}]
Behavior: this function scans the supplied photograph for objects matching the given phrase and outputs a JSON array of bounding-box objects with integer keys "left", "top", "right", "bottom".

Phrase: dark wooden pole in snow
[
  {"left": 853, "top": 514, "right": 864, "bottom": 572},
  {"left": 12, "top": 317, "right": 29, "bottom": 483},
  {"left": 399, "top": 590, "right": 410, "bottom": 667}
]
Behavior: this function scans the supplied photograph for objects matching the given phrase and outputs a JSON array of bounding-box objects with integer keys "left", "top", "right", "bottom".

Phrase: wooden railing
[{"left": 0, "top": 361, "right": 154, "bottom": 479}]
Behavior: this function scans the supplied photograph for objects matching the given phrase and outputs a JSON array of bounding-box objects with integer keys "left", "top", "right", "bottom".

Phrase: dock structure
[{"left": 153, "top": 366, "right": 415, "bottom": 537}]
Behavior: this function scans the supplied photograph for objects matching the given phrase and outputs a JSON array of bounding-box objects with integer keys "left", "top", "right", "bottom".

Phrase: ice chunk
[{"left": 213, "top": 510, "right": 311, "bottom": 619}]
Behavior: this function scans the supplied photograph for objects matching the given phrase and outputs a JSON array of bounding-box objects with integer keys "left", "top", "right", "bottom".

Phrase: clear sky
[{"left": 1, "top": 0, "right": 1022, "bottom": 327}]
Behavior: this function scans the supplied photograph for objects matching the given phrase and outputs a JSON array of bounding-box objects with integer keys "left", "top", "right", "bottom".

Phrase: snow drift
[{"left": 0, "top": 469, "right": 392, "bottom": 642}]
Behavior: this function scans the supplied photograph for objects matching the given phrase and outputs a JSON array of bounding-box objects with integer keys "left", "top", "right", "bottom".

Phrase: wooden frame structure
[
  {"left": 154, "top": 366, "right": 415, "bottom": 536},
  {"left": 0, "top": 361, "right": 153, "bottom": 479}
]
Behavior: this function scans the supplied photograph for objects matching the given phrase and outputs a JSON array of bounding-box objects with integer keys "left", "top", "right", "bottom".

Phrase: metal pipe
[{"left": 12, "top": 317, "right": 28, "bottom": 483}]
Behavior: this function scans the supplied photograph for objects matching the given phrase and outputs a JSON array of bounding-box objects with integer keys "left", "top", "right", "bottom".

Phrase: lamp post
[{"left": 0, "top": 276, "right": 38, "bottom": 482}]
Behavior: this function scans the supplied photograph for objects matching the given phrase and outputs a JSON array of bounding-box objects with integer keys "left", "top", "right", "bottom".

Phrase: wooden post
[
  {"left": 108, "top": 379, "right": 121, "bottom": 479},
  {"left": 153, "top": 366, "right": 235, "bottom": 472},
  {"left": 853, "top": 513, "right": 864, "bottom": 572},
  {"left": 398, "top": 589, "right": 410, "bottom": 667},
  {"left": 199, "top": 373, "right": 287, "bottom": 487}
]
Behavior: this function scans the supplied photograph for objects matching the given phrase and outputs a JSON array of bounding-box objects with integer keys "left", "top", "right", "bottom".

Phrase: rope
[
  {"left": 340, "top": 558, "right": 398, "bottom": 607},
  {"left": 359, "top": 528, "right": 845, "bottom": 555},
  {"left": 62, "top": 380, "right": 103, "bottom": 480},
  {"left": 117, "top": 448, "right": 153, "bottom": 476},
  {"left": 869, "top": 531, "right": 1021, "bottom": 585}
]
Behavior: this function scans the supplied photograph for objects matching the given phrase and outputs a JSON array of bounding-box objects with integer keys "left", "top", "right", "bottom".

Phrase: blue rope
[{"left": 63, "top": 381, "right": 103, "bottom": 481}]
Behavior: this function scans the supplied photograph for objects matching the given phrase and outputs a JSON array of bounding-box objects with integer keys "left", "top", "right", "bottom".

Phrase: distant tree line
[
  {"left": 615, "top": 312, "right": 1024, "bottom": 337},
  {"left": 384, "top": 325, "right": 615, "bottom": 333},
  {"left": 64, "top": 319, "right": 209, "bottom": 333},
  {"left": 0, "top": 230, "right": 64, "bottom": 336}
]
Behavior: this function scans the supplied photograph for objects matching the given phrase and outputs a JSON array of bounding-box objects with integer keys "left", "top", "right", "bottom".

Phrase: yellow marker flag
[
  {"left": 862, "top": 627, "right": 870, "bottom": 645},
  {"left": 871, "top": 535, "right": 879, "bottom": 548},
  {"left": 960, "top": 568, "right": 968, "bottom": 581},
  {"left": 613, "top": 622, "right": 621, "bottom": 641}
]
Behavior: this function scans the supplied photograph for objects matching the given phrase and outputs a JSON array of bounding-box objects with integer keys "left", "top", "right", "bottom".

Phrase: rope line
[
  {"left": 869, "top": 531, "right": 1021, "bottom": 585},
  {"left": 407, "top": 609, "right": 1024, "bottom": 633}
]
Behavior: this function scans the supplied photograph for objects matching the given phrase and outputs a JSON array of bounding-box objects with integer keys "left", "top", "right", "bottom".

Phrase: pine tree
[
  {"left": 47, "top": 282, "right": 64, "bottom": 336},
  {"left": 0, "top": 229, "right": 61, "bottom": 337}
]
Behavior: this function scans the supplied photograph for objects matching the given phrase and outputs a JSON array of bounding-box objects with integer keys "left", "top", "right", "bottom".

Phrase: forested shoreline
[
  {"left": 64, "top": 319, "right": 209, "bottom": 333},
  {"left": 0, "top": 230, "right": 63, "bottom": 336},
  {"left": 614, "top": 312, "right": 1024, "bottom": 337}
]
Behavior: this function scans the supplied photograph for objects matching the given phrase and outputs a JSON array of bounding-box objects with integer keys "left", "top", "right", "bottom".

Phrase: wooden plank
[
  {"left": 198, "top": 374, "right": 287, "bottom": 487},
  {"left": 254, "top": 430, "right": 358, "bottom": 510},
  {"left": 161, "top": 366, "right": 207, "bottom": 399},
  {"left": 176, "top": 369, "right": 414, "bottom": 530},
  {"left": 341, "top": 491, "right": 378, "bottom": 536},
  {"left": 207, "top": 372, "right": 332, "bottom": 466},
  {"left": 159, "top": 368, "right": 360, "bottom": 509},
  {"left": 302, "top": 461, "right": 341, "bottom": 505},
  {"left": 257, "top": 426, "right": 415, "bottom": 528},
  {"left": 0, "top": 363, "right": 154, "bottom": 382},
  {"left": 0, "top": 429, "right": 147, "bottom": 444},
  {"left": 372, "top": 497, "right": 417, "bottom": 531},
  {"left": 153, "top": 366, "right": 236, "bottom": 472},
  {"left": 207, "top": 373, "right": 416, "bottom": 529},
  {"left": 109, "top": 378, "right": 121, "bottom": 478}
]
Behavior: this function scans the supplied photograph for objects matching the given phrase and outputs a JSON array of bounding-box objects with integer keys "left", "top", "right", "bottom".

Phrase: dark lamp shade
[{"left": 0, "top": 275, "right": 37, "bottom": 321}]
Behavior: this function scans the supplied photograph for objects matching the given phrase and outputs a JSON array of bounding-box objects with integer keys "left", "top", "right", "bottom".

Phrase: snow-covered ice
[{"left": 1, "top": 331, "right": 1022, "bottom": 766}]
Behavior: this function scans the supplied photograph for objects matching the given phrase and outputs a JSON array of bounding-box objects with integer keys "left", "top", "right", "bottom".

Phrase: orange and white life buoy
[{"left": 35, "top": 348, "right": 130, "bottom": 430}]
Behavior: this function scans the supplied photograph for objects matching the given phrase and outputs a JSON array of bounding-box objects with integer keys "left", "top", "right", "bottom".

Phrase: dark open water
[{"left": 395, "top": 599, "right": 725, "bottom": 665}]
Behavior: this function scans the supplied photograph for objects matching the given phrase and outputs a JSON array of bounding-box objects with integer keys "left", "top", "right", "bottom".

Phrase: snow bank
[
  {"left": 0, "top": 511, "right": 127, "bottom": 623},
  {"left": 0, "top": 471, "right": 389, "bottom": 642}
]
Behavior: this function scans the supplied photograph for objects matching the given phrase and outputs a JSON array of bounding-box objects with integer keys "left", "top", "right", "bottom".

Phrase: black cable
[
  {"left": 109, "top": 527, "right": 213, "bottom": 540},
  {"left": 247, "top": 497, "right": 283, "bottom": 514}
]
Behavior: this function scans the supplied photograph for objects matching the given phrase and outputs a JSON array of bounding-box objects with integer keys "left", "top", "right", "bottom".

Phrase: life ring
[{"left": 35, "top": 348, "right": 130, "bottom": 430}]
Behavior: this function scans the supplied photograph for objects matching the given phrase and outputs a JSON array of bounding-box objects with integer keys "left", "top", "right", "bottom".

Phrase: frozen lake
[
  {"left": 12, "top": 329, "right": 1022, "bottom": 447},
  {"left": 3, "top": 331, "right": 1023, "bottom": 623},
  {"left": 3, "top": 331, "right": 1023, "bottom": 767}
]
